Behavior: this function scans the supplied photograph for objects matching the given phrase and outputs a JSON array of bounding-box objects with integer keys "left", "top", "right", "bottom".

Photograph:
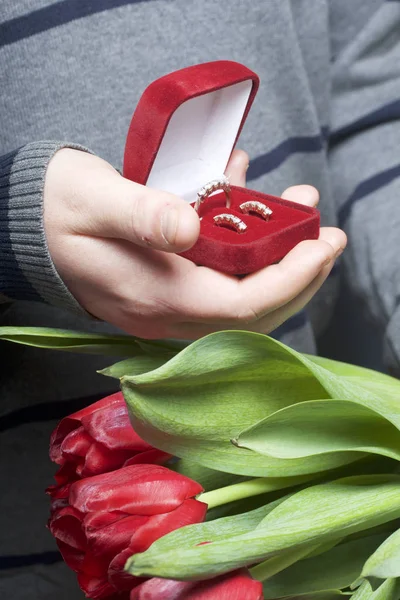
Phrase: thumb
[
  {"left": 45, "top": 149, "right": 200, "bottom": 253},
  {"left": 225, "top": 149, "right": 249, "bottom": 187},
  {"left": 90, "top": 175, "right": 200, "bottom": 253}
]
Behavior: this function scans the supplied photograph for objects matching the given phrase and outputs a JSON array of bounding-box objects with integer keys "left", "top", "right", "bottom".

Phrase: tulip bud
[
  {"left": 130, "top": 568, "right": 264, "bottom": 599},
  {"left": 48, "top": 464, "right": 206, "bottom": 599},
  {"left": 49, "top": 392, "right": 170, "bottom": 486}
]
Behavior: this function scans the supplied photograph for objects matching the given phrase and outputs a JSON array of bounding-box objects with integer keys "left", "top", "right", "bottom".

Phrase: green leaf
[
  {"left": 100, "top": 356, "right": 170, "bottom": 379},
  {"left": 256, "top": 474, "right": 400, "bottom": 542},
  {"left": 306, "top": 355, "right": 400, "bottom": 432},
  {"left": 128, "top": 494, "right": 291, "bottom": 557},
  {"left": 362, "top": 528, "right": 400, "bottom": 581},
  {"left": 200, "top": 456, "right": 398, "bottom": 522},
  {"left": 0, "top": 326, "right": 184, "bottom": 357},
  {"left": 351, "top": 579, "right": 400, "bottom": 599},
  {"left": 136, "top": 338, "right": 189, "bottom": 354},
  {"left": 272, "top": 594, "right": 349, "bottom": 599},
  {"left": 306, "top": 354, "right": 400, "bottom": 390},
  {"left": 0, "top": 326, "right": 144, "bottom": 355},
  {"left": 203, "top": 490, "right": 289, "bottom": 522},
  {"left": 121, "top": 332, "right": 363, "bottom": 476},
  {"left": 171, "top": 458, "right": 250, "bottom": 492},
  {"left": 127, "top": 475, "right": 400, "bottom": 580},
  {"left": 235, "top": 399, "right": 400, "bottom": 462},
  {"left": 261, "top": 533, "right": 388, "bottom": 598},
  {"left": 250, "top": 543, "right": 320, "bottom": 582}
]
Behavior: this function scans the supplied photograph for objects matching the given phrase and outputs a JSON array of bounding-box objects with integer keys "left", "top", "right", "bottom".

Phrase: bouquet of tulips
[{"left": 2, "top": 326, "right": 400, "bottom": 600}]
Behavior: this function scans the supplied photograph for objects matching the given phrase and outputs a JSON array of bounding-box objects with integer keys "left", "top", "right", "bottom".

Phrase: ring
[
  {"left": 240, "top": 201, "right": 273, "bottom": 220},
  {"left": 213, "top": 213, "right": 247, "bottom": 233},
  {"left": 195, "top": 175, "right": 231, "bottom": 213}
]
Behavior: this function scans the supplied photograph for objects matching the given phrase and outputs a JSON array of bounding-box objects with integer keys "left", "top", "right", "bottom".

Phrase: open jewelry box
[{"left": 123, "top": 61, "right": 319, "bottom": 274}]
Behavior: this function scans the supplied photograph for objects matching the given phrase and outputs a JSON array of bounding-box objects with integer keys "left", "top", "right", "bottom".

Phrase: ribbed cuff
[{"left": 0, "top": 141, "right": 92, "bottom": 314}]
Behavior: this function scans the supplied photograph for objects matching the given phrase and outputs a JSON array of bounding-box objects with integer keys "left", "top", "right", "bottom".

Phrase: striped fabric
[{"left": 1, "top": 1, "right": 399, "bottom": 598}]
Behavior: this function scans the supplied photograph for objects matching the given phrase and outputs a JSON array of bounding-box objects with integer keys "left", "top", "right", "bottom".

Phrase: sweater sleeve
[
  {"left": 328, "top": 2, "right": 400, "bottom": 374},
  {"left": 0, "top": 141, "right": 90, "bottom": 313}
]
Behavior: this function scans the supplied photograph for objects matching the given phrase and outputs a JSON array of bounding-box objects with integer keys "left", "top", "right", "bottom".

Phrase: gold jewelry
[
  {"left": 195, "top": 175, "right": 231, "bottom": 212},
  {"left": 239, "top": 200, "right": 272, "bottom": 220},
  {"left": 213, "top": 213, "right": 247, "bottom": 233}
]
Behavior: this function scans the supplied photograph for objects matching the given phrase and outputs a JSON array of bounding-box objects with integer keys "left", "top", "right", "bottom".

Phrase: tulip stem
[
  {"left": 198, "top": 476, "right": 298, "bottom": 509},
  {"left": 198, "top": 472, "right": 316, "bottom": 509}
]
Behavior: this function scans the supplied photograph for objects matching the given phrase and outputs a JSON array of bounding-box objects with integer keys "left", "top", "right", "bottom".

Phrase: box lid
[{"left": 123, "top": 61, "right": 259, "bottom": 204}]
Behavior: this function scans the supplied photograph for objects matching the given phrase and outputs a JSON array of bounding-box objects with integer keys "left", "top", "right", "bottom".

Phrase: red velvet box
[{"left": 123, "top": 61, "right": 319, "bottom": 275}]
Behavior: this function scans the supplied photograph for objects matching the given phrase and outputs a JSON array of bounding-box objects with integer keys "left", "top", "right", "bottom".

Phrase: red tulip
[
  {"left": 49, "top": 392, "right": 170, "bottom": 484},
  {"left": 130, "top": 569, "right": 264, "bottom": 599},
  {"left": 48, "top": 464, "right": 206, "bottom": 599}
]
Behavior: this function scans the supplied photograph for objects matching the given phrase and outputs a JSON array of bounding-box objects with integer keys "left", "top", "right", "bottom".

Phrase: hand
[{"left": 44, "top": 148, "right": 346, "bottom": 339}]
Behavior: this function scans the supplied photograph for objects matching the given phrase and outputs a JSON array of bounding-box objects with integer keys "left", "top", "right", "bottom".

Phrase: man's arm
[{"left": 0, "top": 141, "right": 89, "bottom": 311}]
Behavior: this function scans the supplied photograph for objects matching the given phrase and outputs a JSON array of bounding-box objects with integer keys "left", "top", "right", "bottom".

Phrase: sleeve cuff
[{"left": 0, "top": 141, "right": 91, "bottom": 314}]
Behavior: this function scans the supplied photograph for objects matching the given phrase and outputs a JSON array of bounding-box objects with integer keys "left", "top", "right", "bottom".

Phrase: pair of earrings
[
  {"left": 214, "top": 201, "right": 273, "bottom": 233},
  {"left": 194, "top": 177, "right": 272, "bottom": 234}
]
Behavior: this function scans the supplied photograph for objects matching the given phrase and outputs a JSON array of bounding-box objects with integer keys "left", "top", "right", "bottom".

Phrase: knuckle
[
  {"left": 129, "top": 188, "right": 180, "bottom": 246},
  {"left": 128, "top": 194, "right": 145, "bottom": 241}
]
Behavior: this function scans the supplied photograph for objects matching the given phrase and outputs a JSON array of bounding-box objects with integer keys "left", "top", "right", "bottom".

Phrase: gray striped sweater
[{"left": 0, "top": 1, "right": 399, "bottom": 598}]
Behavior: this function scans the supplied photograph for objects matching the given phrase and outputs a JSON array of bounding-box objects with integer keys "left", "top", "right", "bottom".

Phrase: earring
[
  {"left": 240, "top": 201, "right": 272, "bottom": 220},
  {"left": 195, "top": 175, "right": 231, "bottom": 213},
  {"left": 213, "top": 213, "right": 247, "bottom": 233}
]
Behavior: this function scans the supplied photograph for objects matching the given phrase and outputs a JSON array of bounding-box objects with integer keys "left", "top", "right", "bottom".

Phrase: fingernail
[{"left": 161, "top": 207, "right": 179, "bottom": 245}]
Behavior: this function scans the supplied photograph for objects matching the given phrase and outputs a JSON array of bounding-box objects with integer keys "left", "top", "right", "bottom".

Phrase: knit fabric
[
  {"left": 0, "top": 141, "right": 89, "bottom": 312},
  {"left": 0, "top": 1, "right": 399, "bottom": 598}
]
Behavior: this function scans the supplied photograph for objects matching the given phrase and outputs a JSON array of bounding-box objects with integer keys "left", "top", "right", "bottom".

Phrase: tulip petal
[
  {"left": 80, "top": 515, "right": 148, "bottom": 582},
  {"left": 182, "top": 569, "right": 263, "bottom": 600},
  {"left": 49, "top": 393, "right": 162, "bottom": 483},
  {"left": 130, "top": 499, "right": 207, "bottom": 555},
  {"left": 86, "top": 515, "right": 148, "bottom": 563},
  {"left": 108, "top": 500, "right": 206, "bottom": 590},
  {"left": 77, "top": 572, "right": 118, "bottom": 600},
  {"left": 46, "top": 482, "right": 71, "bottom": 500},
  {"left": 50, "top": 420, "right": 80, "bottom": 464},
  {"left": 108, "top": 545, "right": 145, "bottom": 592},
  {"left": 81, "top": 400, "right": 152, "bottom": 452},
  {"left": 49, "top": 496, "right": 70, "bottom": 515},
  {"left": 83, "top": 510, "right": 128, "bottom": 532},
  {"left": 79, "top": 442, "right": 134, "bottom": 478},
  {"left": 53, "top": 462, "right": 80, "bottom": 486},
  {"left": 56, "top": 540, "right": 85, "bottom": 573},
  {"left": 124, "top": 449, "right": 171, "bottom": 466},
  {"left": 130, "top": 569, "right": 263, "bottom": 600},
  {"left": 130, "top": 578, "right": 195, "bottom": 599},
  {"left": 49, "top": 507, "right": 87, "bottom": 572},
  {"left": 61, "top": 427, "right": 92, "bottom": 459},
  {"left": 49, "top": 506, "right": 86, "bottom": 551},
  {"left": 50, "top": 393, "right": 127, "bottom": 464},
  {"left": 69, "top": 465, "right": 203, "bottom": 515}
]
